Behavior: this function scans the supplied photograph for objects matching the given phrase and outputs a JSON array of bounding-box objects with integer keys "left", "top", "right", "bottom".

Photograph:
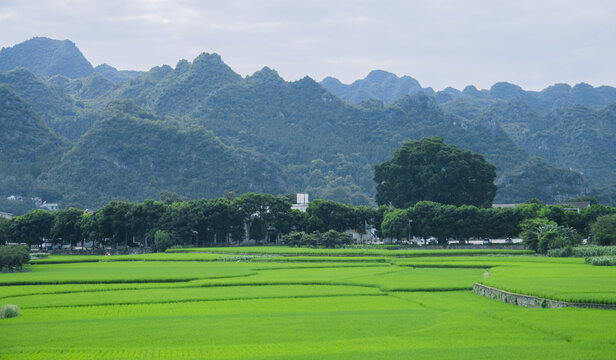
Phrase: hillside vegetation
[{"left": 41, "top": 101, "right": 288, "bottom": 208}]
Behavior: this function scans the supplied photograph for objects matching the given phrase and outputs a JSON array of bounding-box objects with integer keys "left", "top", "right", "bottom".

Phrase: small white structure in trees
[
  {"left": 39, "top": 202, "right": 59, "bottom": 211},
  {"left": 291, "top": 193, "right": 309, "bottom": 212}
]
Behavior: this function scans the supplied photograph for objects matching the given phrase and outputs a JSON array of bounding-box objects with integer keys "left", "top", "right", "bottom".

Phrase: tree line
[
  {"left": 0, "top": 193, "right": 373, "bottom": 251},
  {"left": 0, "top": 193, "right": 615, "bottom": 252}
]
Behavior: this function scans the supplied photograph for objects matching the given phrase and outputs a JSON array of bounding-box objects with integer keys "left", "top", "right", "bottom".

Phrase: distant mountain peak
[
  {"left": 364, "top": 70, "right": 398, "bottom": 82},
  {"left": 94, "top": 63, "right": 115, "bottom": 71},
  {"left": 489, "top": 82, "right": 525, "bottom": 100},
  {"left": 175, "top": 59, "right": 190, "bottom": 73},
  {"left": 321, "top": 76, "right": 342, "bottom": 85},
  {"left": 0, "top": 37, "right": 94, "bottom": 78},
  {"left": 192, "top": 52, "right": 224, "bottom": 67},
  {"left": 171, "top": 52, "right": 239, "bottom": 80},
  {"left": 249, "top": 66, "right": 284, "bottom": 84},
  {"left": 321, "top": 70, "right": 425, "bottom": 104},
  {"left": 462, "top": 85, "right": 482, "bottom": 97},
  {"left": 441, "top": 87, "right": 461, "bottom": 94},
  {"left": 573, "top": 82, "right": 594, "bottom": 90}
]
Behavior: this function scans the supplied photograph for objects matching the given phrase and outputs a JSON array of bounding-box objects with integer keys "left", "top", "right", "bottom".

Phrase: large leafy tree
[
  {"left": 10, "top": 209, "right": 55, "bottom": 248},
  {"left": 97, "top": 201, "right": 138, "bottom": 248},
  {"left": 0, "top": 218, "right": 11, "bottom": 244},
  {"left": 233, "top": 193, "right": 292, "bottom": 242},
  {"left": 409, "top": 201, "right": 456, "bottom": 244},
  {"left": 306, "top": 199, "right": 357, "bottom": 233},
  {"left": 79, "top": 211, "right": 104, "bottom": 248},
  {"left": 591, "top": 214, "right": 616, "bottom": 245},
  {"left": 380, "top": 208, "right": 410, "bottom": 241},
  {"left": 130, "top": 199, "right": 168, "bottom": 247},
  {"left": 374, "top": 137, "right": 497, "bottom": 208},
  {"left": 50, "top": 208, "right": 85, "bottom": 248}
]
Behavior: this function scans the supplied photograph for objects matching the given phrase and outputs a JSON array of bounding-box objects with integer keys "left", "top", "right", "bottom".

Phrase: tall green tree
[
  {"left": 79, "top": 211, "right": 103, "bottom": 249},
  {"left": 353, "top": 206, "right": 379, "bottom": 243},
  {"left": 157, "top": 201, "right": 194, "bottom": 244},
  {"left": 451, "top": 205, "right": 480, "bottom": 242},
  {"left": 374, "top": 137, "right": 497, "bottom": 208},
  {"left": 50, "top": 208, "right": 84, "bottom": 248},
  {"left": 98, "top": 201, "right": 138, "bottom": 248},
  {"left": 591, "top": 214, "right": 616, "bottom": 245},
  {"left": 130, "top": 199, "right": 168, "bottom": 247},
  {"left": 234, "top": 193, "right": 292, "bottom": 242},
  {"left": 380, "top": 208, "right": 410, "bottom": 241},
  {"left": 409, "top": 201, "right": 455, "bottom": 244},
  {"left": 0, "top": 218, "right": 11, "bottom": 244},
  {"left": 204, "top": 198, "right": 243, "bottom": 244},
  {"left": 306, "top": 199, "right": 357, "bottom": 233},
  {"left": 10, "top": 210, "right": 55, "bottom": 248}
]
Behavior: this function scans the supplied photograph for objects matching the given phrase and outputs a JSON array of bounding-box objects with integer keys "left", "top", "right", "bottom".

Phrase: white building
[
  {"left": 39, "top": 202, "right": 59, "bottom": 211},
  {"left": 291, "top": 193, "right": 309, "bottom": 212}
]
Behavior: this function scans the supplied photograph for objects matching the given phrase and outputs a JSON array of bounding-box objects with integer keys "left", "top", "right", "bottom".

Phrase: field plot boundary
[
  {"left": 473, "top": 283, "right": 616, "bottom": 310},
  {"left": 168, "top": 247, "right": 534, "bottom": 257},
  {"left": 20, "top": 292, "right": 389, "bottom": 309}
]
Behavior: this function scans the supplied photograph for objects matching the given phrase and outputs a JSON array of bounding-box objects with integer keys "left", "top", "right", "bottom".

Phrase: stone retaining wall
[{"left": 473, "top": 283, "right": 616, "bottom": 310}]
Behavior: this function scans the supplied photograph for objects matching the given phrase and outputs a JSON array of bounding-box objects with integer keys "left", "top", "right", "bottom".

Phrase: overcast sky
[{"left": 1, "top": 0, "right": 614, "bottom": 90}]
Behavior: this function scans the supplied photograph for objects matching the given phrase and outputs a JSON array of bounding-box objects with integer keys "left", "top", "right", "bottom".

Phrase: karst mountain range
[{"left": 1, "top": 37, "right": 615, "bottom": 210}]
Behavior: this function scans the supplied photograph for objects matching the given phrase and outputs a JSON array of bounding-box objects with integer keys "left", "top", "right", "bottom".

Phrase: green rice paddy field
[{"left": 1, "top": 248, "right": 616, "bottom": 359}]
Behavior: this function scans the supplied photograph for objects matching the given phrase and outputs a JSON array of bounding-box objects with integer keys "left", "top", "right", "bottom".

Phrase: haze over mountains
[{"left": 1, "top": 37, "right": 615, "bottom": 211}]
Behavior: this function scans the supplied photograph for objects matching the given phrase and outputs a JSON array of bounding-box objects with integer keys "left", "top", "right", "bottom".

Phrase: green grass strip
[{"left": 168, "top": 246, "right": 534, "bottom": 257}]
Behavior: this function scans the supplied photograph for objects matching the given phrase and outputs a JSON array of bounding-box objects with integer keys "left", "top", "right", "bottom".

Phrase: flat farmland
[{"left": 1, "top": 250, "right": 615, "bottom": 359}]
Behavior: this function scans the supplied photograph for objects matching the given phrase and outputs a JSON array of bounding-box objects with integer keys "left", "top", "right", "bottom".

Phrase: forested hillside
[
  {"left": 0, "top": 37, "right": 614, "bottom": 210},
  {"left": 192, "top": 74, "right": 536, "bottom": 204},
  {"left": 0, "top": 85, "right": 68, "bottom": 197},
  {"left": 40, "top": 100, "right": 287, "bottom": 208}
]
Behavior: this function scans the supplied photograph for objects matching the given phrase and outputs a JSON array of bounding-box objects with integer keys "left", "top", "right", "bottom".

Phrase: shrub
[
  {"left": 0, "top": 304, "right": 20, "bottom": 319},
  {"left": 585, "top": 256, "right": 616, "bottom": 266},
  {"left": 547, "top": 246, "right": 573, "bottom": 257},
  {"left": 321, "top": 230, "right": 354, "bottom": 248},
  {"left": 570, "top": 246, "right": 616, "bottom": 257},
  {"left": 153, "top": 230, "right": 178, "bottom": 252},
  {"left": 282, "top": 232, "right": 304, "bottom": 247},
  {"left": 301, "top": 233, "right": 321, "bottom": 248},
  {"left": 520, "top": 218, "right": 555, "bottom": 251},
  {"left": 281, "top": 230, "right": 354, "bottom": 248},
  {"left": 537, "top": 226, "right": 581, "bottom": 254},
  {"left": 522, "top": 218, "right": 582, "bottom": 254}
]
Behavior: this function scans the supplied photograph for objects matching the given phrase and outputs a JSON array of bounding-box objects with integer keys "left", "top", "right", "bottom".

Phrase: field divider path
[
  {"left": 168, "top": 247, "right": 535, "bottom": 257},
  {"left": 20, "top": 293, "right": 389, "bottom": 310},
  {"left": 0, "top": 271, "right": 258, "bottom": 286},
  {"left": 473, "top": 283, "right": 616, "bottom": 309}
]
